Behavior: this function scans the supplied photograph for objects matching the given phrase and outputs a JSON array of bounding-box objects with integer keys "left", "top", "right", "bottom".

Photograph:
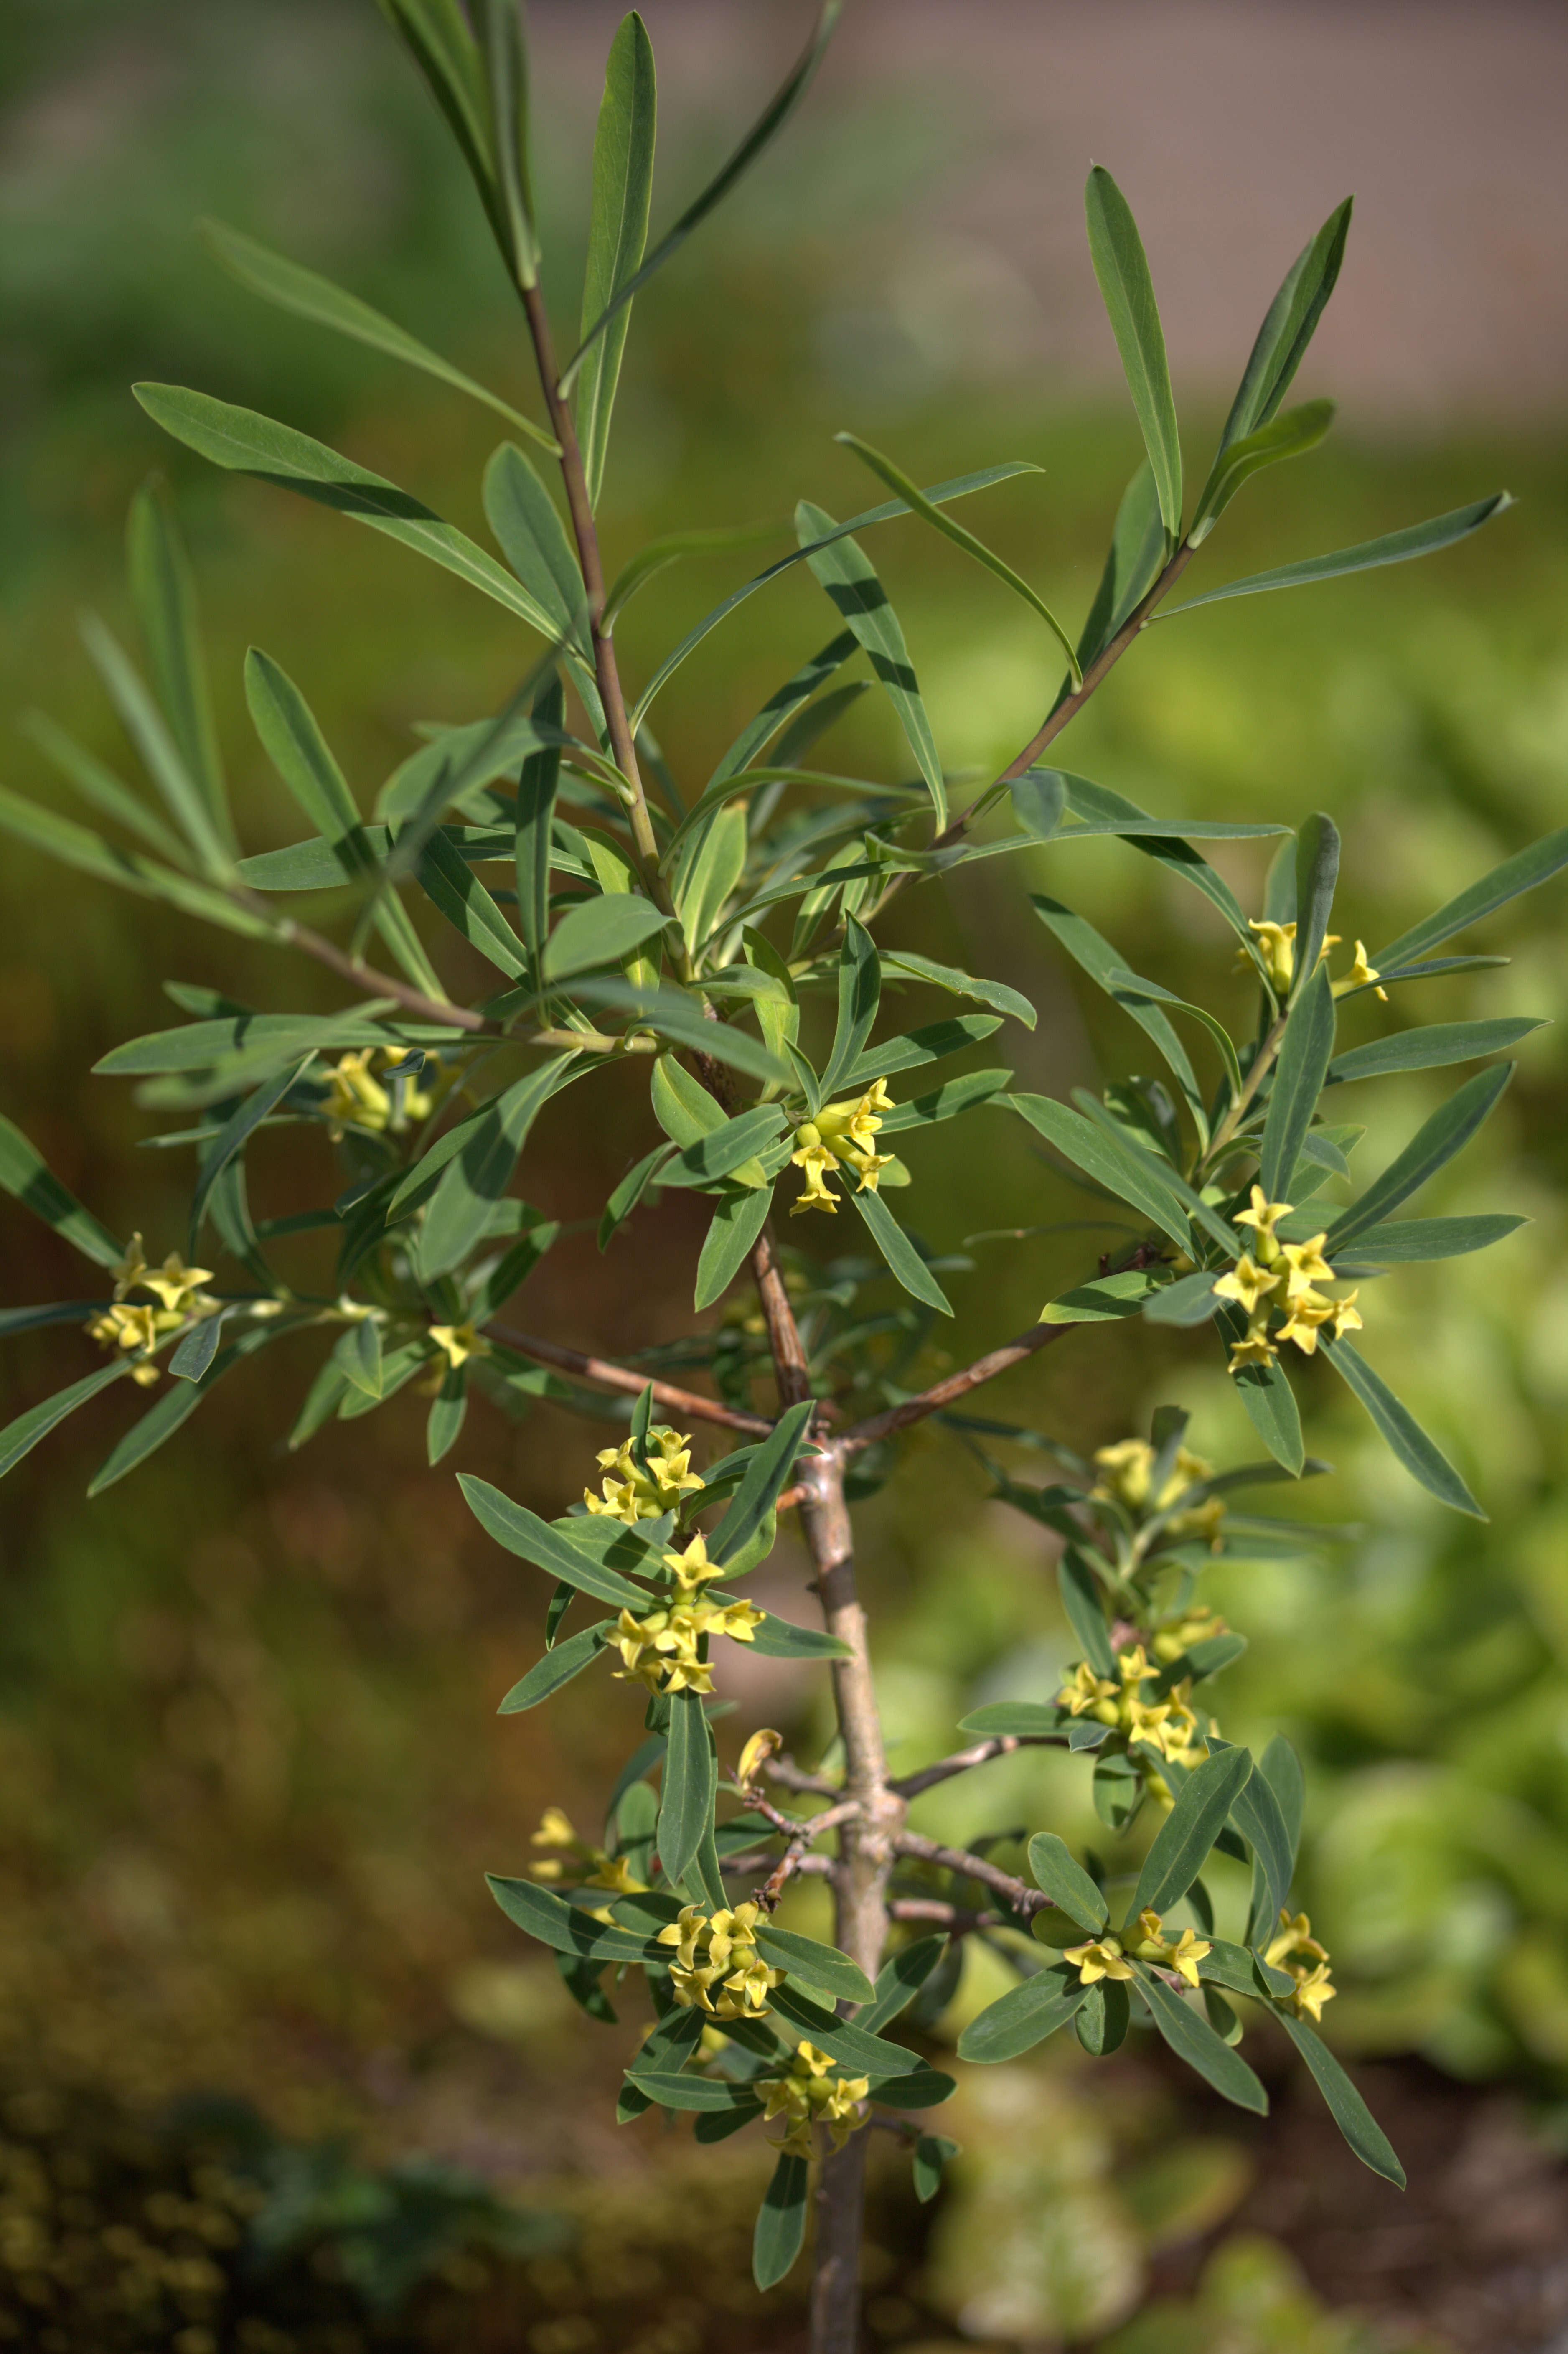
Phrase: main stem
[{"left": 749, "top": 1225, "right": 902, "bottom": 2354}]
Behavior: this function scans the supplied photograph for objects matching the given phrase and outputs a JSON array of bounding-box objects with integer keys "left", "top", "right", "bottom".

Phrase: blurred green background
[{"left": 2, "top": 1, "right": 1566, "bottom": 2344}]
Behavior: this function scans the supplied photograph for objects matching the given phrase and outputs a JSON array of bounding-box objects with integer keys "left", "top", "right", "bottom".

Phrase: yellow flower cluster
[
  {"left": 1151, "top": 1604, "right": 1230, "bottom": 1665},
  {"left": 613, "top": 1534, "right": 762, "bottom": 1696},
  {"left": 760, "top": 2042, "right": 869, "bottom": 2159},
  {"left": 1057, "top": 1645, "right": 1210, "bottom": 1769},
  {"left": 1064, "top": 1907, "right": 1210, "bottom": 1990},
  {"left": 323, "top": 1047, "right": 439, "bottom": 1142},
  {"left": 656, "top": 1903, "right": 785, "bottom": 2022},
  {"left": 1091, "top": 1438, "right": 1225, "bottom": 1546},
  {"left": 1216, "top": 1187, "right": 1363, "bottom": 1374},
  {"left": 1265, "top": 1909, "right": 1337, "bottom": 2023},
  {"left": 1242, "top": 922, "right": 1387, "bottom": 1003},
  {"left": 528, "top": 1807, "right": 646, "bottom": 1900},
  {"left": 790, "top": 1078, "right": 895, "bottom": 1216},
  {"left": 87, "top": 1239, "right": 217, "bottom": 1385},
  {"left": 585, "top": 1427, "right": 706, "bottom": 1524}
]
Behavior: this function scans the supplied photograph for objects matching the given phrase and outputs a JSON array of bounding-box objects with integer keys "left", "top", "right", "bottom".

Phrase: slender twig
[
  {"left": 891, "top": 1732, "right": 1065, "bottom": 1802},
  {"left": 273, "top": 915, "right": 494, "bottom": 1035},
  {"left": 750, "top": 1224, "right": 814, "bottom": 1409},
  {"left": 762, "top": 1755, "right": 842, "bottom": 1799},
  {"left": 518, "top": 282, "right": 662, "bottom": 890},
  {"left": 892, "top": 1828, "right": 1042, "bottom": 1918},
  {"left": 1202, "top": 1002, "right": 1290, "bottom": 1171},
  {"left": 888, "top": 1898, "right": 1001, "bottom": 1935},
  {"left": 837, "top": 1317, "right": 1079, "bottom": 1452},
  {"left": 488, "top": 1323, "right": 772, "bottom": 1434},
  {"left": 750, "top": 1796, "right": 861, "bottom": 1911},
  {"left": 721, "top": 1848, "right": 833, "bottom": 1880}
]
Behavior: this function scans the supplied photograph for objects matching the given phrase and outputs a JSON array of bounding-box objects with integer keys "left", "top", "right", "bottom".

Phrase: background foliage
[{"left": 2, "top": 0, "right": 1566, "bottom": 2340}]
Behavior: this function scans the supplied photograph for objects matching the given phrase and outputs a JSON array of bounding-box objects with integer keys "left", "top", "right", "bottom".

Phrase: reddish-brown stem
[
  {"left": 273, "top": 915, "right": 493, "bottom": 1034},
  {"left": 749, "top": 1224, "right": 813, "bottom": 1408},
  {"left": 761, "top": 1755, "right": 841, "bottom": 1799},
  {"left": 892, "top": 1828, "right": 1041, "bottom": 1918},
  {"left": 888, "top": 1898, "right": 1001, "bottom": 1935},
  {"left": 488, "top": 1323, "right": 771, "bottom": 1435},
  {"left": 891, "top": 1732, "right": 1065, "bottom": 1802},
  {"left": 838, "top": 1315, "right": 1080, "bottom": 1452}
]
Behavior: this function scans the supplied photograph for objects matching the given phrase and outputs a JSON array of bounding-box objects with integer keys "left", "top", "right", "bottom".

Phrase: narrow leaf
[
  {"left": 752, "top": 1926, "right": 874, "bottom": 2006},
  {"left": 797, "top": 498, "right": 946, "bottom": 828},
  {"left": 1291, "top": 813, "right": 1341, "bottom": 996},
  {"left": 956, "top": 1964, "right": 1087, "bottom": 2063},
  {"left": 693, "top": 1185, "right": 772, "bottom": 1312},
  {"left": 1132, "top": 1963, "right": 1268, "bottom": 2113},
  {"left": 707, "top": 1396, "right": 816, "bottom": 1567},
  {"left": 880, "top": 949, "right": 1035, "bottom": 1032},
  {"left": 1216, "top": 1303, "right": 1305, "bottom": 1474},
  {"left": 457, "top": 1476, "right": 651, "bottom": 1606},
  {"left": 483, "top": 441, "right": 587, "bottom": 648},
  {"left": 1260, "top": 966, "right": 1335, "bottom": 1202},
  {"left": 1131, "top": 1744, "right": 1254, "bottom": 1919},
  {"left": 577, "top": 11, "right": 656, "bottom": 507},
  {"left": 860, "top": 1937, "right": 949, "bottom": 2034},
  {"left": 0, "top": 1361, "right": 129, "bottom": 1482},
  {"left": 658, "top": 1686, "right": 716, "bottom": 1893},
  {"left": 1328, "top": 1063, "right": 1514, "bottom": 1248},
  {"left": 1027, "top": 1834, "right": 1108, "bottom": 1934},
  {"left": 1189, "top": 399, "right": 1335, "bottom": 546},
  {"left": 1372, "top": 824, "right": 1568, "bottom": 972},
  {"left": 752, "top": 2153, "right": 810, "bottom": 2291},
  {"left": 851, "top": 1187, "right": 953, "bottom": 1314},
  {"left": 1337, "top": 1213, "right": 1526, "bottom": 1264},
  {"left": 1084, "top": 167, "right": 1182, "bottom": 541},
  {"left": 126, "top": 480, "right": 234, "bottom": 855},
  {"left": 1163, "top": 494, "right": 1512, "bottom": 617},
  {"left": 498, "top": 1620, "right": 611, "bottom": 1713},
  {"left": 1277, "top": 2012, "right": 1405, "bottom": 2187},
  {"left": 1327, "top": 1018, "right": 1543, "bottom": 1086},
  {"left": 0, "top": 1114, "right": 123, "bottom": 1268},
  {"left": 1319, "top": 1333, "right": 1482, "bottom": 1517}
]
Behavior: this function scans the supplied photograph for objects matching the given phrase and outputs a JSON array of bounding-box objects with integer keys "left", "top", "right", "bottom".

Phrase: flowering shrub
[{"left": 0, "top": 6, "right": 1562, "bottom": 2351}]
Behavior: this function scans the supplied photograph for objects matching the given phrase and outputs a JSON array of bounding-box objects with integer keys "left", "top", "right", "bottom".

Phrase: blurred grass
[{"left": 1, "top": 0, "right": 1567, "bottom": 2217}]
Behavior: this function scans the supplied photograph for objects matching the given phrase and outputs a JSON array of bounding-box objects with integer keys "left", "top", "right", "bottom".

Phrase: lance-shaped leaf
[
  {"left": 1131, "top": 1961, "right": 1268, "bottom": 2113},
  {"left": 1292, "top": 812, "right": 1341, "bottom": 997},
  {"left": 658, "top": 1686, "right": 715, "bottom": 1893},
  {"left": 880, "top": 950, "right": 1035, "bottom": 1032},
  {"left": 767, "top": 1983, "right": 921, "bottom": 2080},
  {"left": 707, "top": 1397, "right": 817, "bottom": 1568},
  {"left": 1327, "top": 1018, "right": 1543, "bottom": 1087},
  {"left": 458, "top": 1476, "right": 651, "bottom": 1607},
  {"left": 1337, "top": 1214, "right": 1527, "bottom": 1265},
  {"left": 487, "top": 1872, "right": 658, "bottom": 1963},
  {"left": 841, "top": 1017, "right": 1002, "bottom": 1091},
  {"left": 1277, "top": 2011, "right": 1405, "bottom": 2186},
  {"left": 626, "top": 2069, "right": 760, "bottom": 2114},
  {"left": 570, "top": 979, "right": 785, "bottom": 1082},
  {"left": 860, "top": 1937, "right": 949, "bottom": 2034},
  {"left": 1227, "top": 1748, "right": 1294, "bottom": 1939},
  {"left": 1031, "top": 896, "right": 1204, "bottom": 1121},
  {"left": 668, "top": 1106, "right": 785, "bottom": 1189},
  {"left": 748, "top": 1614, "right": 852, "bottom": 1662},
  {"left": 133, "top": 385, "right": 566, "bottom": 641},
  {"left": 1130, "top": 1743, "right": 1254, "bottom": 1920},
  {"left": 1162, "top": 493, "right": 1512, "bottom": 618},
  {"left": 0, "top": 1360, "right": 130, "bottom": 1482},
  {"left": 834, "top": 433, "right": 1077, "bottom": 684},
  {"left": 752, "top": 2152, "right": 810, "bottom": 2291},
  {"left": 417, "top": 1057, "right": 582, "bottom": 1276},
  {"left": 127, "top": 480, "right": 235, "bottom": 857},
  {"left": 1084, "top": 167, "right": 1182, "bottom": 543},
  {"left": 691, "top": 1184, "right": 773, "bottom": 1312},
  {"left": 957, "top": 1963, "right": 1088, "bottom": 2063},
  {"left": 90, "top": 1318, "right": 280, "bottom": 1491},
  {"left": 1042, "top": 1268, "right": 1166, "bottom": 1324},
  {"left": 561, "top": 0, "right": 842, "bottom": 392},
  {"left": 1212, "top": 197, "right": 1352, "bottom": 460},
  {"left": 1142, "top": 1269, "right": 1221, "bottom": 1326},
  {"left": 244, "top": 648, "right": 443, "bottom": 997},
  {"left": 472, "top": 0, "right": 540, "bottom": 287},
  {"left": 851, "top": 1187, "right": 953, "bottom": 1315},
  {"left": 1189, "top": 400, "right": 1335, "bottom": 547},
  {"left": 751, "top": 1926, "right": 874, "bottom": 2006},
  {"left": 0, "top": 1114, "right": 123, "bottom": 1268},
  {"left": 498, "top": 1620, "right": 613, "bottom": 1713},
  {"left": 1215, "top": 1302, "right": 1305, "bottom": 1475},
  {"left": 1078, "top": 460, "right": 1165, "bottom": 670},
  {"left": 819, "top": 916, "right": 881, "bottom": 1099},
  {"left": 797, "top": 498, "right": 946, "bottom": 829},
  {"left": 1008, "top": 1093, "right": 1192, "bottom": 1255},
  {"left": 1259, "top": 1734, "right": 1306, "bottom": 1878},
  {"left": 633, "top": 463, "right": 1034, "bottom": 727},
  {"left": 188, "top": 1057, "right": 310, "bottom": 1256},
  {"left": 79, "top": 615, "right": 235, "bottom": 880},
  {"left": 20, "top": 712, "right": 189, "bottom": 867},
  {"left": 483, "top": 442, "right": 587, "bottom": 649},
  {"left": 1319, "top": 1333, "right": 1482, "bottom": 1517},
  {"left": 577, "top": 11, "right": 656, "bottom": 507},
  {"left": 1372, "top": 824, "right": 1568, "bottom": 971},
  {"left": 1260, "top": 966, "right": 1336, "bottom": 1202},
  {"left": 515, "top": 671, "right": 565, "bottom": 964},
  {"left": 1028, "top": 1834, "right": 1108, "bottom": 1935},
  {"left": 1328, "top": 1062, "right": 1514, "bottom": 1248},
  {"left": 377, "top": 0, "right": 502, "bottom": 254},
  {"left": 200, "top": 217, "right": 554, "bottom": 447},
  {"left": 415, "top": 826, "right": 527, "bottom": 977}
]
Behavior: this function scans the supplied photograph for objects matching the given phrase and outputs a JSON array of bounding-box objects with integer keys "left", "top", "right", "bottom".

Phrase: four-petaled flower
[
  {"left": 1062, "top": 1934, "right": 1134, "bottom": 1985},
  {"left": 585, "top": 1426, "right": 706, "bottom": 1525},
  {"left": 760, "top": 2043, "right": 869, "bottom": 2158},
  {"left": 1125, "top": 1907, "right": 1212, "bottom": 1987},
  {"left": 1212, "top": 1251, "right": 1279, "bottom": 1317},
  {"left": 789, "top": 1078, "right": 896, "bottom": 1216},
  {"left": 528, "top": 1806, "right": 645, "bottom": 1904},
  {"left": 1265, "top": 1909, "right": 1337, "bottom": 2021},
  {"left": 323, "top": 1047, "right": 438, "bottom": 1141},
  {"left": 1332, "top": 941, "right": 1388, "bottom": 1002},
  {"left": 429, "top": 1319, "right": 488, "bottom": 1369}
]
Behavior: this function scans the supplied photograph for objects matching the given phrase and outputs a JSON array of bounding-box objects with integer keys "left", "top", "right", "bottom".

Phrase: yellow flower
[
  {"left": 658, "top": 1905, "right": 783, "bottom": 2020},
  {"left": 790, "top": 1080, "right": 896, "bottom": 1215},
  {"left": 429, "top": 1320, "right": 488, "bottom": 1369},
  {"left": 1233, "top": 1186, "right": 1294, "bottom": 1263},
  {"left": 324, "top": 1047, "right": 439, "bottom": 1141},
  {"left": 663, "top": 1533, "right": 722, "bottom": 1595},
  {"left": 656, "top": 1904, "right": 709, "bottom": 1971},
  {"left": 1213, "top": 1252, "right": 1280, "bottom": 1317},
  {"left": 1287, "top": 1960, "right": 1337, "bottom": 2022},
  {"left": 1279, "top": 1233, "right": 1335, "bottom": 1298},
  {"left": 761, "top": 2044, "right": 869, "bottom": 2158},
  {"left": 706, "top": 1904, "right": 762, "bottom": 1969},
  {"left": 1124, "top": 1907, "right": 1211, "bottom": 1986},
  {"left": 1265, "top": 1910, "right": 1329, "bottom": 1968},
  {"left": 1333, "top": 941, "right": 1388, "bottom": 1002},
  {"left": 110, "top": 1234, "right": 148, "bottom": 1301},
  {"left": 736, "top": 1728, "right": 783, "bottom": 1790},
  {"left": 140, "top": 1252, "right": 216, "bottom": 1315},
  {"left": 1057, "top": 1660, "right": 1120, "bottom": 1720},
  {"left": 528, "top": 1807, "right": 646, "bottom": 1895},
  {"left": 1276, "top": 1288, "right": 1360, "bottom": 1357},
  {"left": 1062, "top": 1935, "right": 1134, "bottom": 1985},
  {"left": 842, "top": 1145, "right": 893, "bottom": 1195},
  {"left": 1092, "top": 1437, "right": 1155, "bottom": 1510},
  {"left": 532, "top": 1807, "right": 578, "bottom": 1851},
  {"left": 585, "top": 1427, "right": 706, "bottom": 1524},
  {"left": 789, "top": 1136, "right": 841, "bottom": 1216},
  {"left": 611, "top": 1581, "right": 760, "bottom": 1698},
  {"left": 1227, "top": 1315, "right": 1279, "bottom": 1373},
  {"left": 87, "top": 1299, "right": 186, "bottom": 1381},
  {"left": 1242, "top": 920, "right": 1339, "bottom": 996},
  {"left": 1153, "top": 1605, "right": 1228, "bottom": 1664}
]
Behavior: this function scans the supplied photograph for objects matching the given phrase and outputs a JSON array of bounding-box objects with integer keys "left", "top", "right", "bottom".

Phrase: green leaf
[
  {"left": 577, "top": 12, "right": 656, "bottom": 507},
  {"left": 1260, "top": 966, "right": 1335, "bottom": 1202},
  {"left": 1059, "top": 1548, "right": 1115, "bottom": 1676},
  {"left": 200, "top": 216, "right": 553, "bottom": 447},
  {"left": 709, "top": 630, "right": 857, "bottom": 785},
  {"left": 752, "top": 1926, "right": 874, "bottom": 2005},
  {"left": 1228, "top": 1753, "right": 1293, "bottom": 1940},
  {"left": 860, "top": 1937, "right": 949, "bottom": 2034},
  {"left": 1259, "top": 1734, "right": 1306, "bottom": 1878},
  {"left": 956, "top": 1963, "right": 1087, "bottom": 2063},
  {"left": 913, "top": 2134, "right": 959, "bottom": 2203},
  {"left": 1084, "top": 167, "right": 1182, "bottom": 543},
  {"left": 1212, "top": 198, "right": 1352, "bottom": 458},
  {"left": 708, "top": 1397, "right": 816, "bottom": 1568},
  {"left": 514, "top": 672, "right": 565, "bottom": 963},
  {"left": 605, "top": 521, "right": 790, "bottom": 634},
  {"left": 1328, "top": 1063, "right": 1514, "bottom": 1248},
  {"left": 1291, "top": 813, "right": 1341, "bottom": 997},
  {"left": 133, "top": 384, "right": 567, "bottom": 642},
  {"left": 458, "top": 1477, "right": 651, "bottom": 1607},
  {"left": 1215, "top": 1303, "right": 1304, "bottom": 1474},
  {"left": 0, "top": 1360, "right": 130, "bottom": 1482},
  {"left": 752, "top": 2153, "right": 810, "bottom": 2291},
  {"left": 98, "top": 1010, "right": 399, "bottom": 1080},
  {"left": 417, "top": 1057, "right": 582, "bottom": 1277},
  {"left": 834, "top": 433, "right": 1078, "bottom": 685},
  {"left": 21, "top": 711, "right": 190, "bottom": 867},
  {"left": 1006, "top": 1094, "right": 1191, "bottom": 1256},
  {"left": 1189, "top": 400, "right": 1335, "bottom": 546},
  {"left": 748, "top": 1614, "right": 852, "bottom": 1662},
  {"left": 377, "top": 0, "right": 501, "bottom": 259},
  {"left": 1030, "top": 891, "right": 1208, "bottom": 1116},
  {"left": 875, "top": 1069, "right": 1014, "bottom": 1135},
  {"left": 1372, "top": 824, "right": 1568, "bottom": 971},
  {"left": 873, "top": 2068, "right": 957, "bottom": 2110},
  {"left": 1093, "top": 968, "right": 1243, "bottom": 1109},
  {"left": 1337, "top": 1213, "right": 1526, "bottom": 1265},
  {"left": 659, "top": 1687, "right": 716, "bottom": 1894},
  {"left": 626, "top": 2069, "right": 759, "bottom": 2114},
  {"left": 571, "top": 979, "right": 785, "bottom": 1083},
  {"left": 1276, "top": 2012, "right": 1405, "bottom": 2187},
  {"left": 1131, "top": 1744, "right": 1254, "bottom": 1919},
  {"left": 483, "top": 442, "right": 587, "bottom": 648},
  {"left": 767, "top": 1984, "right": 920, "bottom": 2080},
  {"left": 562, "top": 0, "right": 842, "bottom": 394},
  {"left": 841, "top": 1016, "right": 1002, "bottom": 1092},
  {"left": 1318, "top": 1333, "right": 1482, "bottom": 1516},
  {"left": 497, "top": 1620, "right": 611, "bottom": 1713},
  {"left": 414, "top": 824, "right": 527, "bottom": 978},
  {"left": 851, "top": 1187, "right": 953, "bottom": 1315},
  {"left": 956, "top": 1701, "right": 1061, "bottom": 1739},
  {"left": 1027, "top": 1834, "right": 1108, "bottom": 1935},
  {"left": 671, "top": 802, "right": 746, "bottom": 957},
  {"left": 797, "top": 498, "right": 946, "bottom": 829},
  {"left": 126, "top": 480, "right": 234, "bottom": 857},
  {"left": 89, "top": 1319, "right": 279, "bottom": 1492},
  {"left": 426, "top": 1365, "right": 468, "bottom": 1464},
  {"left": 880, "top": 950, "right": 1035, "bottom": 1032},
  {"left": 1163, "top": 493, "right": 1512, "bottom": 617},
  {"left": 188, "top": 1057, "right": 310, "bottom": 1256},
  {"left": 0, "top": 1113, "right": 123, "bottom": 1268},
  {"left": 472, "top": 0, "right": 540, "bottom": 287},
  {"left": 1076, "top": 1978, "right": 1132, "bottom": 2057},
  {"left": 486, "top": 1872, "right": 656, "bottom": 1964},
  {"left": 77, "top": 612, "right": 235, "bottom": 883},
  {"left": 1078, "top": 461, "right": 1165, "bottom": 669},
  {"left": 692, "top": 1185, "right": 773, "bottom": 1313},
  {"left": 470, "top": 1222, "right": 558, "bottom": 1323},
  {"left": 820, "top": 916, "right": 882, "bottom": 1099},
  {"left": 1131, "top": 1963, "right": 1268, "bottom": 2113},
  {"left": 1041, "top": 1268, "right": 1165, "bottom": 1324},
  {"left": 1327, "top": 1017, "right": 1544, "bottom": 1086},
  {"left": 1143, "top": 1269, "right": 1220, "bottom": 1326}
]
